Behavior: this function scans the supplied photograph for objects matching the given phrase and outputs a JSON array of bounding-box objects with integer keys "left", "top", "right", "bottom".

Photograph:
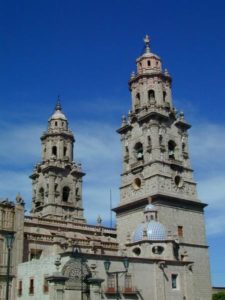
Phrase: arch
[
  {"left": 62, "top": 257, "right": 91, "bottom": 290},
  {"left": 168, "top": 140, "right": 176, "bottom": 159},
  {"left": 148, "top": 90, "right": 155, "bottom": 102},
  {"left": 134, "top": 142, "right": 144, "bottom": 160},
  {"left": 52, "top": 146, "right": 57, "bottom": 156},
  {"left": 147, "top": 60, "right": 151, "bottom": 66},
  {"left": 163, "top": 91, "right": 167, "bottom": 102},
  {"left": 55, "top": 121, "right": 58, "bottom": 126},
  {"left": 62, "top": 186, "right": 70, "bottom": 202}
]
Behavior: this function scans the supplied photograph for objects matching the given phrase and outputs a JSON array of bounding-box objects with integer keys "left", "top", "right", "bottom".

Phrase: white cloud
[
  {"left": 190, "top": 123, "right": 225, "bottom": 168},
  {"left": 0, "top": 122, "right": 43, "bottom": 166},
  {"left": 189, "top": 123, "right": 225, "bottom": 236}
]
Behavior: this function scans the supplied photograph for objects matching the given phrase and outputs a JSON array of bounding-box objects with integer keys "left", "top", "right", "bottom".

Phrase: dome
[
  {"left": 133, "top": 223, "right": 145, "bottom": 242},
  {"left": 132, "top": 220, "right": 167, "bottom": 243},
  {"left": 49, "top": 101, "right": 67, "bottom": 121},
  {"left": 50, "top": 109, "right": 67, "bottom": 121},
  {"left": 144, "top": 203, "right": 157, "bottom": 212},
  {"left": 146, "top": 221, "right": 167, "bottom": 240},
  {"left": 142, "top": 51, "right": 160, "bottom": 60}
]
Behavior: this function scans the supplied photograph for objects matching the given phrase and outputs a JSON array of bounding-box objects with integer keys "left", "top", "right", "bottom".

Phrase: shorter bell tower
[{"left": 30, "top": 101, "right": 85, "bottom": 222}]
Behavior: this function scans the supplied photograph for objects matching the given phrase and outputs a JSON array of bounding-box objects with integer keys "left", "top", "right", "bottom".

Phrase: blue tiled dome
[
  {"left": 133, "top": 223, "right": 145, "bottom": 242},
  {"left": 146, "top": 221, "right": 167, "bottom": 240},
  {"left": 132, "top": 220, "right": 167, "bottom": 242}
]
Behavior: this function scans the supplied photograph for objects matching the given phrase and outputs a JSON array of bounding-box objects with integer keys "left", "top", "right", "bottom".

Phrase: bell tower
[
  {"left": 114, "top": 37, "right": 211, "bottom": 300},
  {"left": 30, "top": 100, "right": 85, "bottom": 222},
  {"left": 117, "top": 35, "right": 196, "bottom": 208}
]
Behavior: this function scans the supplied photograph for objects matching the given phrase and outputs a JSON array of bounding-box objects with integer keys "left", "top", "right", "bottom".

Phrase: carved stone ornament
[{"left": 62, "top": 257, "right": 91, "bottom": 290}]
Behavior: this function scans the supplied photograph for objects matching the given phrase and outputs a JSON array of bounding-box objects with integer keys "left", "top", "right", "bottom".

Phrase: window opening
[
  {"left": 18, "top": 280, "right": 23, "bottom": 296},
  {"left": 43, "top": 276, "right": 49, "bottom": 294},
  {"left": 134, "top": 142, "right": 144, "bottom": 160},
  {"left": 148, "top": 90, "right": 155, "bottom": 102},
  {"left": 124, "top": 274, "right": 132, "bottom": 291},
  {"left": 62, "top": 186, "right": 70, "bottom": 202},
  {"left": 178, "top": 226, "right": 183, "bottom": 237},
  {"left": 52, "top": 146, "right": 57, "bottom": 156},
  {"left": 30, "top": 249, "right": 42, "bottom": 260},
  {"left": 29, "top": 278, "right": 34, "bottom": 295},
  {"left": 55, "top": 121, "right": 58, "bottom": 126},
  {"left": 168, "top": 140, "right": 176, "bottom": 159},
  {"left": 147, "top": 60, "right": 151, "bottom": 66},
  {"left": 107, "top": 274, "right": 115, "bottom": 291},
  {"left": 171, "top": 274, "right": 178, "bottom": 289},
  {"left": 64, "top": 147, "right": 67, "bottom": 156},
  {"left": 163, "top": 91, "right": 167, "bottom": 102},
  {"left": 133, "top": 247, "right": 141, "bottom": 256}
]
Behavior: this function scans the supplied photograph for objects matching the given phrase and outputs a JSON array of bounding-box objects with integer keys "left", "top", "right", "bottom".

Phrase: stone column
[
  {"left": 150, "top": 122, "right": 160, "bottom": 160},
  {"left": 87, "top": 278, "right": 104, "bottom": 300},
  {"left": 48, "top": 173, "right": 55, "bottom": 204}
]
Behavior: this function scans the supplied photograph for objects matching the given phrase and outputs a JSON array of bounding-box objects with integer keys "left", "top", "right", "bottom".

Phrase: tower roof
[
  {"left": 49, "top": 98, "right": 67, "bottom": 121},
  {"left": 138, "top": 35, "right": 160, "bottom": 60}
]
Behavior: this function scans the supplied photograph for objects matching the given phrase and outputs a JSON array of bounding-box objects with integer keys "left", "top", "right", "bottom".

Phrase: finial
[
  {"left": 55, "top": 95, "right": 62, "bottom": 111},
  {"left": 97, "top": 215, "right": 102, "bottom": 225},
  {"left": 122, "top": 115, "right": 127, "bottom": 127},
  {"left": 144, "top": 34, "right": 151, "bottom": 53},
  {"left": 130, "top": 71, "right": 135, "bottom": 79},
  {"left": 16, "top": 193, "right": 25, "bottom": 206},
  {"left": 164, "top": 69, "right": 169, "bottom": 76},
  {"left": 180, "top": 111, "right": 185, "bottom": 120}
]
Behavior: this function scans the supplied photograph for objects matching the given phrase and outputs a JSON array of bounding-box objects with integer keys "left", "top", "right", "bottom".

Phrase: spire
[
  {"left": 144, "top": 34, "right": 151, "bottom": 53},
  {"left": 55, "top": 95, "right": 62, "bottom": 111}
]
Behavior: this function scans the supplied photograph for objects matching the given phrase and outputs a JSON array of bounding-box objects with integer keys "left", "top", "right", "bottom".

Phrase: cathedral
[{"left": 0, "top": 36, "right": 212, "bottom": 300}]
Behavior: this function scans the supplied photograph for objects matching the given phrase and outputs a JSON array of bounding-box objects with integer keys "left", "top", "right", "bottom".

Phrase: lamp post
[
  {"left": 5, "top": 233, "right": 14, "bottom": 300},
  {"left": 104, "top": 257, "right": 129, "bottom": 300}
]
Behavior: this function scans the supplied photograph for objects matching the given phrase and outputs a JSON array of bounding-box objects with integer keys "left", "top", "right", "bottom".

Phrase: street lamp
[
  {"left": 4, "top": 233, "right": 14, "bottom": 300},
  {"left": 104, "top": 257, "right": 129, "bottom": 300}
]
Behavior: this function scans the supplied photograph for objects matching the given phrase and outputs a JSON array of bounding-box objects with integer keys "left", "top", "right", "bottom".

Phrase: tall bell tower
[
  {"left": 114, "top": 37, "right": 211, "bottom": 299},
  {"left": 30, "top": 101, "right": 85, "bottom": 222},
  {"left": 117, "top": 35, "right": 196, "bottom": 210}
]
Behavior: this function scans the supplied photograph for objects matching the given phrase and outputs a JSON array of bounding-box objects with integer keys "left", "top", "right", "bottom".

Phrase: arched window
[
  {"left": 62, "top": 186, "right": 70, "bottom": 202},
  {"left": 52, "top": 146, "right": 57, "bottom": 156},
  {"left": 147, "top": 60, "right": 151, "bottom": 66},
  {"left": 55, "top": 121, "right": 58, "bottom": 126},
  {"left": 148, "top": 90, "right": 155, "bottom": 102},
  {"left": 64, "top": 147, "right": 67, "bottom": 156},
  {"left": 168, "top": 140, "right": 176, "bottom": 159},
  {"left": 134, "top": 142, "right": 144, "bottom": 161},
  {"left": 39, "top": 188, "right": 44, "bottom": 201},
  {"left": 163, "top": 91, "right": 167, "bottom": 102}
]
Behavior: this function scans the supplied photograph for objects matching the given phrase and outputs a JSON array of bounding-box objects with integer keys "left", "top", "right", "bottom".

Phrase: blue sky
[{"left": 0, "top": 0, "right": 224, "bottom": 287}]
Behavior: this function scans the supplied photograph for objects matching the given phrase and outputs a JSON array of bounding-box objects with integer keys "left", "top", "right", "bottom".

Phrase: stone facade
[
  {"left": 1, "top": 36, "right": 212, "bottom": 300},
  {"left": 0, "top": 197, "right": 24, "bottom": 300}
]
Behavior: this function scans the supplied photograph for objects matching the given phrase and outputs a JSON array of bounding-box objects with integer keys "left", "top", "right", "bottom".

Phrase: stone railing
[{"left": 24, "top": 216, "right": 116, "bottom": 234}]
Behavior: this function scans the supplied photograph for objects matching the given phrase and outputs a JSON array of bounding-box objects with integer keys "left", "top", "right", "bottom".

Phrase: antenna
[{"left": 110, "top": 189, "right": 112, "bottom": 228}]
